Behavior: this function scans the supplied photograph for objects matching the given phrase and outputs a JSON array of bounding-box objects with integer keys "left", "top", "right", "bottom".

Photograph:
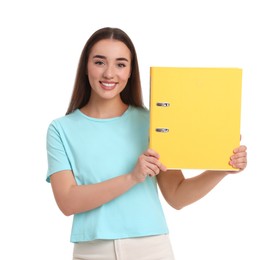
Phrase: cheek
[
  {"left": 87, "top": 74, "right": 100, "bottom": 90},
  {"left": 120, "top": 70, "right": 131, "bottom": 82},
  {"left": 87, "top": 67, "right": 101, "bottom": 82}
]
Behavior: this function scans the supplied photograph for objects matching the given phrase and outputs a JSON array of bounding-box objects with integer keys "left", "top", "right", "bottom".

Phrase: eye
[
  {"left": 94, "top": 60, "right": 105, "bottom": 66},
  {"left": 117, "top": 63, "right": 126, "bottom": 68}
]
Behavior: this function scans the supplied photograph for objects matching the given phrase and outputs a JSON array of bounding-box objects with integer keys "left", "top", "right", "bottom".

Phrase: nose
[{"left": 103, "top": 64, "right": 114, "bottom": 79}]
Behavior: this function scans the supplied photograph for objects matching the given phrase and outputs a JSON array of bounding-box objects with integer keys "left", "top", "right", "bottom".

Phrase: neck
[{"left": 81, "top": 98, "right": 129, "bottom": 119}]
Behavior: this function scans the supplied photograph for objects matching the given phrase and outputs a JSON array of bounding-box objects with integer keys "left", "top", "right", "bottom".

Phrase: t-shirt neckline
[{"left": 76, "top": 105, "right": 132, "bottom": 122}]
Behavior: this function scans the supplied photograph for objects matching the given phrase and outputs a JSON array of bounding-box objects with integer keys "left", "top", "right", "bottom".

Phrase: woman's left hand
[{"left": 229, "top": 145, "right": 247, "bottom": 172}]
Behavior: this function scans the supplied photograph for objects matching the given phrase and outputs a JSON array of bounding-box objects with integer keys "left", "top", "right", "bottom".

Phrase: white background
[{"left": 1, "top": 0, "right": 278, "bottom": 259}]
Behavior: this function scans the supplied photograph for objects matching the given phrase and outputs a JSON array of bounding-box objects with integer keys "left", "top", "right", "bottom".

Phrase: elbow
[
  {"left": 58, "top": 204, "right": 75, "bottom": 216},
  {"left": 54, "top": 187, "right": 79, "bottom": 216},
  {"left": 55, "top": 196, "right": 76, "bottom": 216},
  {"left": 167, "top": 199, "right": 185, "bottom": 210},
  {"left": 167, "top": 196, "right": 194, "bottom": 210},
  {"left": 173, "top": 205, "right": 184, "bottom": 210},
  {"left": 171, "top": 202, "right": 184, "bottom": 211},
  {"left": 62, "top": 209, "right": 74, "bottom": 217}
]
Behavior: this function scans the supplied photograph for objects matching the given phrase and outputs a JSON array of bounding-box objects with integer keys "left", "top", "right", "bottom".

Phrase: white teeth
[{"left": 102, "top": 82, "right": 115, "bottom": 87}]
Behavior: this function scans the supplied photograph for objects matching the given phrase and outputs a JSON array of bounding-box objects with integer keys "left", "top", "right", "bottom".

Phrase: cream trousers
[{"left": 73, "top": 234, "right": 175, "bottom": 260}]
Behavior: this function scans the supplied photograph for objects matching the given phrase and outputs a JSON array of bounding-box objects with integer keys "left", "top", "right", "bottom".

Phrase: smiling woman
[
  {"left": 46, "top": 27, "right": 247, "bottom": 260},
  {"left": 84, "top": 39, "right": 132, "bottom": 114},
  {"left": 65, "top": 27, "right": 143, "bottom": 116}
]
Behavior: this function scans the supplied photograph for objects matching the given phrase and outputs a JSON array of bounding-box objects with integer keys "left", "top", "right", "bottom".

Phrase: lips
[{"left": 100, "top": 81, "right": 117, "bottom": 90}]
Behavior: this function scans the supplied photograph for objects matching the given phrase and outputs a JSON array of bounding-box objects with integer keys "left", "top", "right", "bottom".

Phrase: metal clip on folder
[
  {"left": 155, "top": 128, "right": 169, "bottom": 133},
  {"left": 156, "top": 102, "right": 170, "bottom": 107},
  {"left": 155, "top": 102, "right": 170, "bottom": 133}
]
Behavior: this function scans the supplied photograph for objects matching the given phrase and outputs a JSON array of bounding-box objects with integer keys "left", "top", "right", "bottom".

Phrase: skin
[{"left": 50, "top": 39, "right": 248, "bottom": 216}]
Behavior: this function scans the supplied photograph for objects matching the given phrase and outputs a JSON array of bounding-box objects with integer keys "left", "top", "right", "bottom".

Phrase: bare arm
[
  {"left": 157, "top": 169, "right": 228, "bottom": 210},
  {"left": 157, "top": 145, "right": 247, "bottom": 210},
  {"left": 50, "top": 171, "right": 138, "bottom": 216},
  {"left": 50, "top": 149, "right": 166, "bottom": 216}
]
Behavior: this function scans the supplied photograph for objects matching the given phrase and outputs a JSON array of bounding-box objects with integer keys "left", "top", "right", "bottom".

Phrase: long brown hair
[{"left": 66, "top": 27, "right": 144, "bottom": 115}]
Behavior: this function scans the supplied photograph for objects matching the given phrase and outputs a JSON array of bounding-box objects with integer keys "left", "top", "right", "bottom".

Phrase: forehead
[{"left": 90, "top": 39, "right": 131, "bottom": 59}]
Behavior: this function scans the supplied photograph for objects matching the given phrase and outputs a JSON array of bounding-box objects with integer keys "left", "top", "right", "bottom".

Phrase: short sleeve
[{"left": 46, "top": 121, "right": 72, "bottom": 182}]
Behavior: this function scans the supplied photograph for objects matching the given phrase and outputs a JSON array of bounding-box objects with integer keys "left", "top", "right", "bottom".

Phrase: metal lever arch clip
[
  {"left": 156, "top": 102, "right": 170, "bottom": 107},
  {"left": 155, "top": 128, "right": 169, "bottom": 133},
  {"left": 155, "top": 102, "right": 170, "bottom": 133}
]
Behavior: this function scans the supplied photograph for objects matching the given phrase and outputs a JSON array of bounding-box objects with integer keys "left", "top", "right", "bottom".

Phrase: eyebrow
[{"left": 93, "top": 55, "right": 129, "bottom": 62}]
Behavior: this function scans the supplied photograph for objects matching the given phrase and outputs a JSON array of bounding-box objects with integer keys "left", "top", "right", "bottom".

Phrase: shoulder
[
  {"left": 129, "top": 106, "right": 149, "bottom": 119},
  {"left": 125, "top": 106, "right": 150, "bottom": 130},
  {"left": 47, "top": 110, "right": 80, "bottom": 132}
]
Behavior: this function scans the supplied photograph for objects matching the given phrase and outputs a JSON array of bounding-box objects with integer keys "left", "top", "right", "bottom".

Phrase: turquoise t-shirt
[{"left": 46, "top": 106, "right": 169, "bottom": 243}]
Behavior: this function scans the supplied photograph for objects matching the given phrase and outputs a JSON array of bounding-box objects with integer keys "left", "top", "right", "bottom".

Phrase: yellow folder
[{"left": 149, "top": 67, "right": 242, "bottom": 170}]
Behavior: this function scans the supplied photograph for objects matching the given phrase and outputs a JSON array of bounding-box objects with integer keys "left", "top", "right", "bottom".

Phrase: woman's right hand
[{"left": 130, "top": 148, "right": 167, "bottom": 183}]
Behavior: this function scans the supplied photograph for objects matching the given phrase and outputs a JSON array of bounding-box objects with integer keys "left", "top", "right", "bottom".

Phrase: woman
[{"left": 46, "top": 27, "right": 247, "bottom": 260}]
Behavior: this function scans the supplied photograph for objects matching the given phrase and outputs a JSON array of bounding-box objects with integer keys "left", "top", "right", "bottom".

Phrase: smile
[{"left": 100, "top": 81, "right": 117, "bottom": 90}]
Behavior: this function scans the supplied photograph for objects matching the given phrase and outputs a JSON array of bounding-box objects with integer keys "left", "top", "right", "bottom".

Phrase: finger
[
  {"left": 145, "top": 156, "right": 167, "bottom": 172},
  {"left": 230, "top": 156, "right": 247, "bottom": 169},
  {"left": 239, "top": 145, "right": 247, "bottom": 152},
  {"left": 235, "top": 157, "right": 247, "bottom": 165},
  {"left": 159, "top": 163, "right": 167, "bottom": 172},
  {"left": 234, "top": 161, "right": 247, "bottom": 170},
  {"left": 230, "top": 156, "right": 247, "bottom": 165},
  {"left": 233, "top": 145, "right": 247, "bottom": 153},
  {"left": 231, "top": 151, "right": 247, "bottom": 160},
  {"left": 146, "top": 163, "right": 160, "bottom": 175},
  {"left": 144, "top": 148, "right": 160, "bottom": 159}
]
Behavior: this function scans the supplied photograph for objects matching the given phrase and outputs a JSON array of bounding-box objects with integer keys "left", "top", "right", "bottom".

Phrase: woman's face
[{"left": 87, "top": 39, "right": 131, "bottom": 102}]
